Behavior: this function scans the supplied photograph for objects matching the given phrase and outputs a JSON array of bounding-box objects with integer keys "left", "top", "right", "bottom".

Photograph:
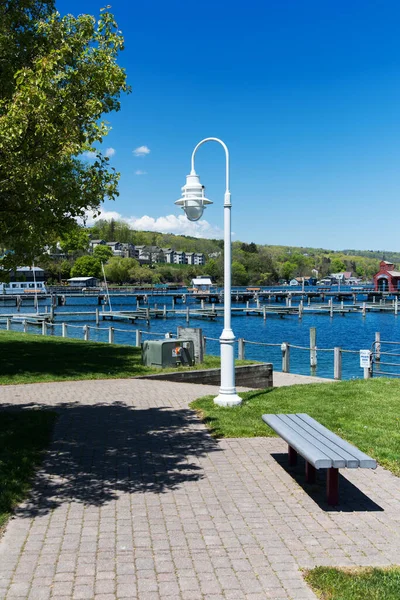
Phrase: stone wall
[{"left": 137, "top": 363, "right": 273, "bottom": 389}]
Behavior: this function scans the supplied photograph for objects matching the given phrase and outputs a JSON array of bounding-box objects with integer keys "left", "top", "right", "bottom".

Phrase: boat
[{"left": 0, "top": 281, "right": 47, "bottom": 295}]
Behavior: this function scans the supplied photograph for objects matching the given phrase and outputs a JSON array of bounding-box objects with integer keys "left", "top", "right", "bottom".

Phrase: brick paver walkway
[{"left": 0, "top": 379, "right": 399, "bottom": 600}]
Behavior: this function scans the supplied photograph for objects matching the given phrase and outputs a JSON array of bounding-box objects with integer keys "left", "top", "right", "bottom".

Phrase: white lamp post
[{"left": 175, "top": 137, "right": 242, "bottom": 406}]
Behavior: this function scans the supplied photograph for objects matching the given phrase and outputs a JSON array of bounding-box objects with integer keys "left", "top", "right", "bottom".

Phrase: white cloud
[
  {"left": 83, "top": 209, "right": 223, "bottom": 239},
  {"left": 83, "top": 151, "right": 97, "bottom": 160},
  {"left": 135, "top": 170, "right": 147, "bottom": 175},
  {"left": 133, "top": 145, "right": 151, "bottom": 157},
  {"left": 105, "top": 147, "right": 116, "bottom": 158}
]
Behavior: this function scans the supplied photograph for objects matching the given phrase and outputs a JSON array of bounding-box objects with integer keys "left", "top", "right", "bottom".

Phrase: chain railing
[{"left": 0, "top": 317, "right": 391, "bottom": 381}]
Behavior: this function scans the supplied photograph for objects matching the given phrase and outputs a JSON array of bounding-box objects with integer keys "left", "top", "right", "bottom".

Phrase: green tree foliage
[
  {"left": 70, "top": 256, "right": 101, "bottom": 279},
  {"left": 104, "top": 257, "right": 138, "bottom": 285},
  {"left": 281, "top": 261, "right": 297, "bottom": 282},
  {"left": 93, "top": 245, "right": 113, "bottom": 263},
  {"left": 204, "top": 259, "right": 222, "bottom": 281},
  {"left": 231, "top": 261, "right": 249, "bottom": 286},
  {"left": 331, "top": 258, "right": 347, "bottom": 273},
  {"left": 59, "top": 226, "right": 90, "bottom": 255},
  {"left": 0, "top": 2, "right": 129, "bottom": 268}
]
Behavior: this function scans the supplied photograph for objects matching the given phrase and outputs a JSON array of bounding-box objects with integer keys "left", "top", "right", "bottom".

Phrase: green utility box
[{"left": 142, "top": 339, "right": 195, "bottom": 368}]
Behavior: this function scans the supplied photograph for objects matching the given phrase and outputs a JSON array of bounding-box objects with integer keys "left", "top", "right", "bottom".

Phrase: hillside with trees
[{"left": 33, "top": 218, "right": 387, "bottom": 286}]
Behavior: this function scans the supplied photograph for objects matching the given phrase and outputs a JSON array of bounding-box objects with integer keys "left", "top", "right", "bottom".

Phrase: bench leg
[
  {"left": 288, "top": 445, "right": 297, "bottom": 466},
  {"left": 305, "top": 462, "right": 316, "bottom": 484},
  {"left": 327, "top": 467, "right": 339, "bottom": 505}
]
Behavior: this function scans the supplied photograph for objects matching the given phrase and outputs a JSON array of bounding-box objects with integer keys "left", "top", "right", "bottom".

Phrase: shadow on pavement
[
  {"left": 1, "top": 401, "right": 220, "bottom": 518},
  {"left": 271, "top": 452, "right": 383, "bottom": 513}
]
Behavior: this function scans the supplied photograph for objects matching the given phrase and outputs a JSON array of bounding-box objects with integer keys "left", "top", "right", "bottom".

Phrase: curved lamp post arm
[{"left": 191, "top": 137, "right": 230, "bottom": 197}]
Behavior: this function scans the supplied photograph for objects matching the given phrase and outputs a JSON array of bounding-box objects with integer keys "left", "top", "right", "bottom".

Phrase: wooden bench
[{"left": 262, "top": 413, "right": 377, "bottom": 505}]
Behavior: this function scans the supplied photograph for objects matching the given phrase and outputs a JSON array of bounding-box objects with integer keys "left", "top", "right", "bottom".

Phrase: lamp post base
[{"left": 213, "top": 392, "right": 242, "bottom": 407}]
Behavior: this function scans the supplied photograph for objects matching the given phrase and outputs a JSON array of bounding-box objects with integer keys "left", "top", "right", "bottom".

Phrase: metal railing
[{"left": 371, "top": 334, "right": 400, "bottom": 378}]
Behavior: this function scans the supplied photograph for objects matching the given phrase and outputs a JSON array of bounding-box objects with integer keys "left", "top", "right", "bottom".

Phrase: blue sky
[{"left": 57, "top": 0, "right": 400, "bottom": 251}]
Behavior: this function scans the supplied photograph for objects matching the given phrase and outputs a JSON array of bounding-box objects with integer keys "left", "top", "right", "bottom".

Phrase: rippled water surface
[{"left": 1, "top": 291, "right": 399, "bottom": 380}]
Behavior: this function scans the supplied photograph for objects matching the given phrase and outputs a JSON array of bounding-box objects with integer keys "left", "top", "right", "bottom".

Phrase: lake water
[{"left": 2, "top": 291, "right": 400, "bottom": 380}]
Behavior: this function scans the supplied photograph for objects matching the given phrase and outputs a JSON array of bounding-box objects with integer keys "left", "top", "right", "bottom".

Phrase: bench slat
[
  {"left": 296, "top": 414, "right": 376, "bottom": 469},
  {"left": 277, "top": 414, "right": 349, "bottom": 468},
  {"left": 262, "top": 414, "right": 333, "bottom": 468}
]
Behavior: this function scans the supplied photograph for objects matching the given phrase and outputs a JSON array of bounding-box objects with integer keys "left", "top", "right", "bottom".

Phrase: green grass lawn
[
  {"left": 0, "top": 410, "right": 56, "bottom": 531},
  {"left": 190, "top": 379, "right": 400, "bottom": 476},
  {"left": 0, "top": 330, "right": 251, "bottom": 385},
  {"left": 304, "top": 566, "right": 400, "bottom": 599}
]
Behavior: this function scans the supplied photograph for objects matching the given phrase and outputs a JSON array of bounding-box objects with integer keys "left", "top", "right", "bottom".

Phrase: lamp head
[{"left": 175, "top": 171, "right": 213, "bottom": 221}]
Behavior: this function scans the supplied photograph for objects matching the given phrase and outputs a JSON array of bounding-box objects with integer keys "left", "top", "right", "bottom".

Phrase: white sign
[{"left": 360, "top": 350, "right": 371, "bottom": 368}]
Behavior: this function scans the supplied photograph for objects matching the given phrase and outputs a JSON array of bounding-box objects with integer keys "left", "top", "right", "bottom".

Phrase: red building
[{"left": 374, "top": 261, "right": 400, "bottom": 292}]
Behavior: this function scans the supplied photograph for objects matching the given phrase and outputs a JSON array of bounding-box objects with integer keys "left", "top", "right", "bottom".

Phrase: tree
[
  {"left": 205, "top": 259, "right": 222, "bottom": 281},
  {"left": 59, "top": 226, "right": 90, "bottom": 255},
  {"left": 71, "top": 256, "right": 101, "bottom": 278},
  {"left": 93, "top": 245, "right": 113, "bottom": 263},
  {"left": 0, "top": 2, "right": 129, "bottom": 269},
  {"left": 231, "top": 261, "right": 249, "bottom": 286},
  {"left": 281, "top": 261, "right": 297, "bottom": 282},
  {"left": 331, "top": 258, "right": 346, "bottom": 273},
  {"left": 104, "top": 257, "right": 137, "bottom": 285}
]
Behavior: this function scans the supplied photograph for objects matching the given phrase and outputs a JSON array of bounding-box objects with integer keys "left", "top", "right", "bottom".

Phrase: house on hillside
[
  {"left": 136, "top": 245, "right": 164, "bottom": 264},
  {"left": 374, "top": 261, "right": 400, "bottom": 291},
  {"left": 89, "top": 239, "right": 106, "bottom": 252},
  {"left": 173, "top": 251, "right": 186, "bottom": 265},
  {"left": 162, "top": 248, "right": 175, "bottom": 264}
]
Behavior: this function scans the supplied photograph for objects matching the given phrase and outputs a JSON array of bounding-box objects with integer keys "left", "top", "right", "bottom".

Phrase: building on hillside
[
  {"left": 173, "top": 251, "right": 186, "bottom": 265},
  {"left": 106, "top": 241, "right": 124, "bottom": 254},
  {"left": 89, "top": 239, "right": 106, "bottom": 252},
  {"left": 194, "top": 253, "right": 206, "bottom": 265},
  {"left": 374, "top": 261, "right": 400, "bottom": 292},
  {"left": 136, "top": 245, "right": 164, "bottom": 264},
  {"left": 162, "top": 248, "right": 175, "bottom": 264},
  {"left": 186, "top": 252, "right": 206, "bottom": 265},
  {"left": 121, "top": 243, "right": 138, "bottom": 259},
  {"left": 67, "top": 276, "right": 99, "bottom": 288}
]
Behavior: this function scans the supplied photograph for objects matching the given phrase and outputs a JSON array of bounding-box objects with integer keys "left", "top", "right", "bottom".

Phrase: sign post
[{"left": 360, "top": 349, "right": 372, "bottom": 379}]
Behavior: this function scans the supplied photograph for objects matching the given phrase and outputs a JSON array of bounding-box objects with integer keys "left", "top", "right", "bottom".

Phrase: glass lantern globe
[{"left": 175, "top": 172, "right": 213, "bottom": 222}]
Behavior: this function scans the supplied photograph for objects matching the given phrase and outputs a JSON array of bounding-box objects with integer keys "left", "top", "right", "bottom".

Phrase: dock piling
[
  {"left": 62, "top": 323, "right": 67, "bottom": 338},
  {"left": 23, "top": 319, "right": 27, "bottom": 333},
  {"left": 375, "top": 332, "right": 381, "bottom": 361},
  {"left": 83, "top": 325, "right": 90, "bottom": 341},
  {"left": 310, "top": 327, "right": 317, "bottom": 368},
  {"left": 334, "top": 347, "right": 342, "bottom": 380},
  {"left": 238, "top": 338, "right": 245, "bottom": 360},
  {"left": 281, "top": 342, "right": 290, "bottom": 373},
  {"left": 109, "top": 327, "right": 114, "bottom": 344},
  {"left": 186, "top": 306, "right": 190, "bottom": 323},
  {"left": 6, "top": 317, "right": 11, "bottom": 331},
  {"left": 135, "top": 330, "right": 142, "bottom": 347},
  {"left": 263, "top": 305, "right": 267, "bottom": 321},
  {"left": 95, "top": 308, "right": 100, "bottom": 325},
  {"left": 42, "top": 321, "right": 47, "bottom": 336}
]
